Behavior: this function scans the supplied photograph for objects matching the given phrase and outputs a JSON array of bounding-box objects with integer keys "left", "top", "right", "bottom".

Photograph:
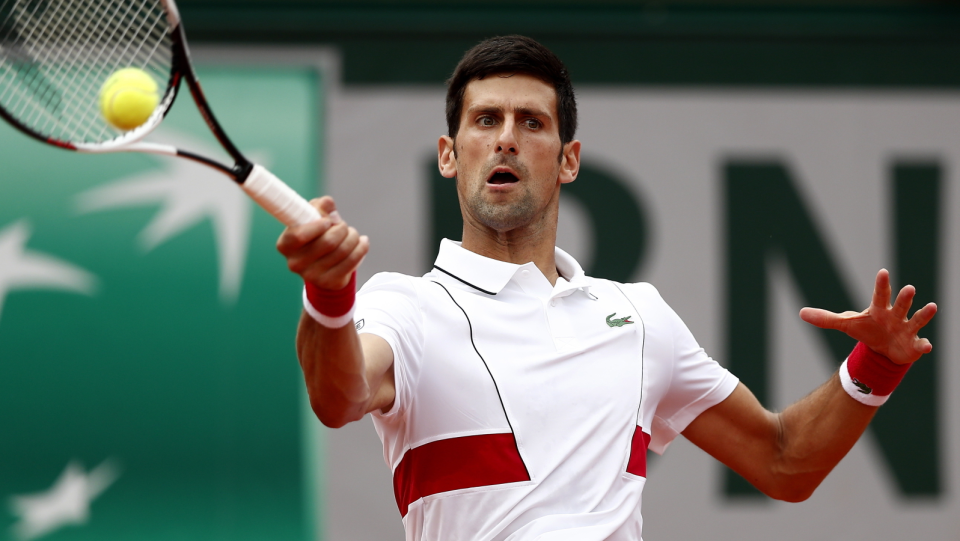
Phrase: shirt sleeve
[
  {"left": 631, "top": 284, "right": 739, "bottom": 454},
  {"left": 353, "top": 272, "right": 424, "bottom": 419}
]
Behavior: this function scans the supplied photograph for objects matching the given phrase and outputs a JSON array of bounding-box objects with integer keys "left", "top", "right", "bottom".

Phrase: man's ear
[
  {"left": 559, "top": 140, "right": 581, "bottom": 184},
  {"left": 438, "top": 135, "right": 458, "bottom": 179}
]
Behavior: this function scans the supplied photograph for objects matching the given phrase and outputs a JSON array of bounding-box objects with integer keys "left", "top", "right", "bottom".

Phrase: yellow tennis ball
[{"left": 99, "top": 68, "right": 159, "bottom": 131}]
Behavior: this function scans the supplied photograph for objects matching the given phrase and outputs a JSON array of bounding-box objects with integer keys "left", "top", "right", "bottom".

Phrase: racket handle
[{"left": 242, "top": 164, "right": 321, "bottom": 226}]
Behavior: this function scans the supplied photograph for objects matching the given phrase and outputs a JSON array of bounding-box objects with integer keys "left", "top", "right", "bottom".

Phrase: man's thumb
[
  {"left": 317, "top": 196, "right": 342, "bottom": 224},
  {"left": 799, "top": 307, "right": 835, "bottom": 329}
]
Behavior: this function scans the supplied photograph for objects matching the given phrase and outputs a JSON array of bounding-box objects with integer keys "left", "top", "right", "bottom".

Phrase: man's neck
[{"left": 460, "top": 222, "right": 560, "bottom": 286}]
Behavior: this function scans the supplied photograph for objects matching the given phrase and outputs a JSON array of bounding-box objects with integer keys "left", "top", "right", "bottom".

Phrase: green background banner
[{"left": 0, "top": 66, "right": 321, "bottom": 541}]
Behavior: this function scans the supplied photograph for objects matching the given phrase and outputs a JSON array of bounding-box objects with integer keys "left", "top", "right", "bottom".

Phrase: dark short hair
[{"left": 445, "top": 35, "right": 577, "bottom": 146}]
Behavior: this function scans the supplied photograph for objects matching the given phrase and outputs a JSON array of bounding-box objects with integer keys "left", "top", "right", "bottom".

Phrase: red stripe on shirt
[
  {"left": 393, "top": 433, "right": 530, "bottom": 517},
  {"left": 626, "top": 426, "right": 652, "bottom": 477}
]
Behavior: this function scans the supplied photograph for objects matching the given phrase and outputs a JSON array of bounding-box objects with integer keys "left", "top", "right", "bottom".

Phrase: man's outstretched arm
[
  {"left": 682, "top": 269, "right": 937, "bottom": 502},
  {"left": 277, "top": 196, "right": 395, "bottom": 428}
]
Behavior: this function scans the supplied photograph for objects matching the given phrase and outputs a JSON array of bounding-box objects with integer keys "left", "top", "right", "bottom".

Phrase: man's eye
[
  {"left": 478, "top": 116, "right": 496, "bottom": 127},
  {"left": 523, "top": 119, "right": 541, "bottom": 129}
]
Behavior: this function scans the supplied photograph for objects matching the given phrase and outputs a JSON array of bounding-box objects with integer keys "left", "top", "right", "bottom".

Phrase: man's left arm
[{"left": 682, "top": 269, "right": 937, "bottom": 502}]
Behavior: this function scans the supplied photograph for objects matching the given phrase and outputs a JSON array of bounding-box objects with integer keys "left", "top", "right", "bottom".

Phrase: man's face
[{"left": 438, "top": 73, "right": 579, "bottom": 234}]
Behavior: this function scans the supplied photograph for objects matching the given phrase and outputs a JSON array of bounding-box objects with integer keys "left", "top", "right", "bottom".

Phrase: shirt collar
[{"left": 432, "top": 239, "right": 591, "bottom": 297}]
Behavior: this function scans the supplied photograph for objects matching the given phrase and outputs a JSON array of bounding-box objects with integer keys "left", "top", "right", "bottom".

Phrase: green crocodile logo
[
  {"left": 606, "top": 313, "right": 635, "bottom": 328},
  {"left": 852, "top": 377, "right": 872, "bottom": 395}
]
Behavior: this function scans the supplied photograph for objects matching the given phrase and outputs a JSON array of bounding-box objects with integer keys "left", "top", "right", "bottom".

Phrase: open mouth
[{"left": 488, "top": 171, "right": 519, "bottom": 184}]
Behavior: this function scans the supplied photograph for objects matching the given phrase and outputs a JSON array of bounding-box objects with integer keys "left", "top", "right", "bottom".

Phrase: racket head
[{"left": 0, "top": 0, "right": 182, "bottom": 151}]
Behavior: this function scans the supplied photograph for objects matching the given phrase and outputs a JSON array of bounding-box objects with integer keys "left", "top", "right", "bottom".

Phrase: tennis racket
[{"left": 0, "top": 0, "right": 321, "bottom": 227}]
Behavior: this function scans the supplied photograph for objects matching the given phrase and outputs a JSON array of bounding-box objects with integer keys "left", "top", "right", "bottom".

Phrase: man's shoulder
[
  {"left": 584, "top": 276, "right": 663, "bottom": 301},
  {"left": 360, "top": 271, "right": 418, "bottom": 288},
  {"left": 359, "top": 271, "right": 421, "bottom": 294},
  {"left": 357, "top": 271, "right": 443, "bottom": 300},
  {"left": 583, "top": 277, "right": 679, "bottom": 320}
]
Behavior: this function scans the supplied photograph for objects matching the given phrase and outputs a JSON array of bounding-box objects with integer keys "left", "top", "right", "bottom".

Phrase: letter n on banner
[{"left": 723, "top": 160, "right": 940, "bottom": 499}]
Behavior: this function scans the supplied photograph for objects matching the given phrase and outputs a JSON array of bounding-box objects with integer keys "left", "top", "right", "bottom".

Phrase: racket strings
[
  {"left": 1, "top": 0, "right": 139, "bottom": 135},
  {"left": 0, "top": 0, "right": 173, "bottom": 144},
  {"left": 24, "top": 0, "right": 171, "bottom": 140},
  {"left": 59, "top": 0, "right": 164, "bottom": 138},
  {"left": 0, "top": 1, "right": 67, "bottom": 117},
  {"left": 6, "top": 1, "right": 166, "bottom": 107},
  {"left": 12, "top": 0, "right": 108, "bottom": 128}
]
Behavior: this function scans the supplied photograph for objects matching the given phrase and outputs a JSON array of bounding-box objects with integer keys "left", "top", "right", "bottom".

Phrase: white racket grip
[{"left": 242, "top": 164, "right": 321, "bottom": 226}]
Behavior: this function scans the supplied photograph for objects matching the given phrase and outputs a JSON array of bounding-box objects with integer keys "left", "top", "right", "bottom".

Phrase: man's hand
[
  {"left": 799, "top": 269, "right": 937, "bottom": 365},
  {"left": 689, "top": 269, "right": 937, "bottom": 500},
  {"left": 276, "top": 196, "right": 369, "bottom": 290},
  {"left": 277, "top": 196, "right": 393, "bottom": 427}
]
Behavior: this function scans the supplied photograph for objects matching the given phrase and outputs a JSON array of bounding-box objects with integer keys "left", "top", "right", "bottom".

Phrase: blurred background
[{"left": 1, "top": 1, "right": 958, "bottom": 540}]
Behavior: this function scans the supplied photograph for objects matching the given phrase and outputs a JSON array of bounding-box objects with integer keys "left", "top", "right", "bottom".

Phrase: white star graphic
[
  {"left": 0, "top": 220, "right": 97, "bottom": 324},
  {"left": 75, "top": 129, "right": 259, "bottom": 304},
  {"left": 9, "top": 459, "right": 120, "bottom": 540}
]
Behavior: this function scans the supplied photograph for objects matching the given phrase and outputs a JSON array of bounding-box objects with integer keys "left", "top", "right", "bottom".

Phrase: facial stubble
[{"left": 459, "top": 154, "right": 540, "bottom": 232}]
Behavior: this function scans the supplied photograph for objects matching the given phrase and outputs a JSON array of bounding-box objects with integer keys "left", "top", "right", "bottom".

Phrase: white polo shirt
[{"left": 355, "top": 239, "right": 738, "bottom": 541}]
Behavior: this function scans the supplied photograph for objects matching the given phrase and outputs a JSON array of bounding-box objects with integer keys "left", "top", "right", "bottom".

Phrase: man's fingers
[
  {"left": 801, "top": 269, "right": 936, "bottom": 364},
  {"left": 316, "top": 196, "right": 343, "bottom": 224},
  {"left": 326, "top": 235, "right": 370, "bottom": 281},
  {"left": 275, "top": 194, "right": 366, "bottom": 290},
  {"left": 301, "top": 226, "right": 362, "bottom": 286},
  {"left": 276, "top": 216, "right": 333, "bottom": 256},
  {"left": 916, "top": 337, "right": 933, "bottom": 354},
  {"left": 871, "top": 268, "right": 892, "bottom": 310},
  {"left": 299, "top": 223, "right": 352, "bottom": 270},
  {"left": 311, "top": 195, "right": 332, "bottom": 214},
  {"left": 307, "top": 234, "right": 369, "bottom": 290},
  {"left": 285, "top": 222, "right": 349, "bottom": 276},
  {"left": 891, "top": 285, "right": 916, "bottom": 320},
  {"left": 276, "top": 196, "right": 337, "bottom": 256},
  {"left": 321, "top": 227, "right": 362, "bottom": 270},
  {"left": 908, "top": 302, "right": 938, "bottom": 333}
]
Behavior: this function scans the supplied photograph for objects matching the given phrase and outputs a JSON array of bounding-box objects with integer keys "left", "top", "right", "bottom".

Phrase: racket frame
[
  {"left": 0, "top": 0, "right": 321, "bottom": 226},
  {"left": 0, "top": 0, "right": 252, "bottom": 182}
]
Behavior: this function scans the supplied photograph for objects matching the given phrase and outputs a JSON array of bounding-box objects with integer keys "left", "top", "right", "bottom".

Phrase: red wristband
[
  {"left": 303, "top": 273, "right": 356, "bottom": 328},
  {"left": 840, "top": 342, "right": 911, "bottom": 405}
]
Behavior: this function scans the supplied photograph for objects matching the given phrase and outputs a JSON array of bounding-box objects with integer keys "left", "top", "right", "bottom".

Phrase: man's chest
[{"left": 406, "top": 280, "right": 671, "bottom": 453}]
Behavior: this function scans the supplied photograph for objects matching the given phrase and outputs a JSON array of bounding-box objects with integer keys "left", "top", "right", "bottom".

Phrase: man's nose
[{"left": 496, "top": 123, "right": 519, "bottom": 155}]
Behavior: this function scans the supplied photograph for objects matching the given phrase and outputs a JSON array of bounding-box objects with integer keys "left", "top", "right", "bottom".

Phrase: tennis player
[{"left": 277, "top": 35, "right": 937, "bottom": 540}]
